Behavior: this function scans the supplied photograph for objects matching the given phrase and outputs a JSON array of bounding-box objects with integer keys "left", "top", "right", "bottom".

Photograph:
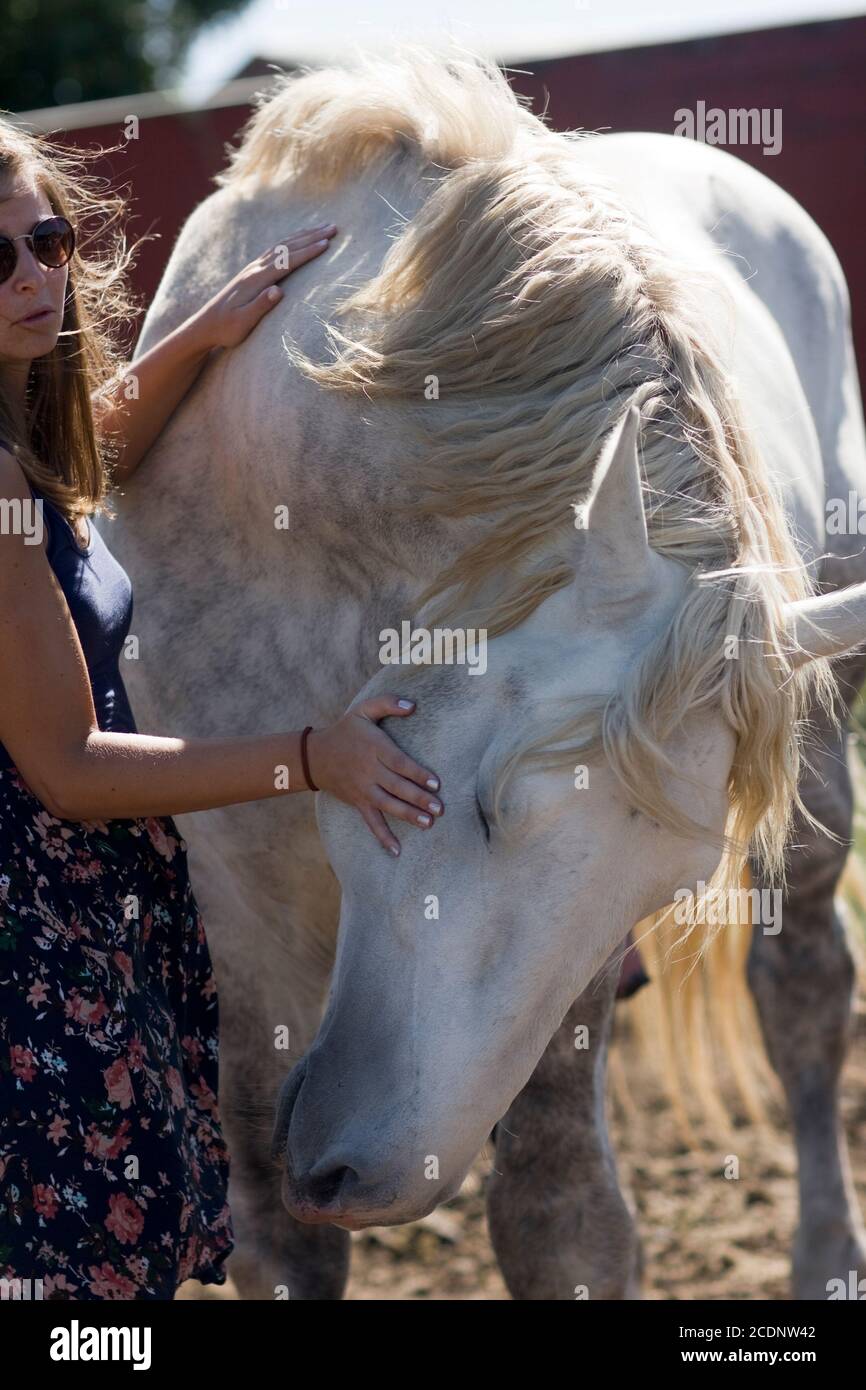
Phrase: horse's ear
[
  {"left": 785, "top": 582, "right": 866, "bottom": 666},
  {"left": 576, "top": 403, "right": 651, "bottom": 586}
]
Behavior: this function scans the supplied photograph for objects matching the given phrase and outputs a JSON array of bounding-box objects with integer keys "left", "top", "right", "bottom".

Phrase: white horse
[{"left": 110, "top": 50, "right": 866, "bottom": 1299}]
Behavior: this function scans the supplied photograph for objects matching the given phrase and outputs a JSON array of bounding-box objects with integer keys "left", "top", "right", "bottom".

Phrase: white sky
[{"left": 181, "top": 0, "right": 866, "bottom": 103}]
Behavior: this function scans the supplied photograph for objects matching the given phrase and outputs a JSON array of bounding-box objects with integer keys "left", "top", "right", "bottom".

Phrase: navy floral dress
[{"left": 0, "top": 472, "right": 233, "bottom": 1299}]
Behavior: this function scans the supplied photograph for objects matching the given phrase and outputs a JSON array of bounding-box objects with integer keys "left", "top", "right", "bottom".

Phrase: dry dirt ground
[
  {"left": 339, "top": 997, "right": 866, "bottom": 1301},
  {"left": 179, "top": 938, "right": 866, "bottom": 1303},
  {"left": 179, "top": 989, "right": 861, "bottom": 1289},
  {"left": 179, "top": 994, "right": 865, "bottom": 1301}
]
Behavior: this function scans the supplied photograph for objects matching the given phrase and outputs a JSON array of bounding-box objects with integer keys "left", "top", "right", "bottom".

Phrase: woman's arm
[
  {"left": 0, "top": 449, "right": 440, "bottom": 856},
  {"left": 96, "top": 225, "right": 338, "bottom": 484}
]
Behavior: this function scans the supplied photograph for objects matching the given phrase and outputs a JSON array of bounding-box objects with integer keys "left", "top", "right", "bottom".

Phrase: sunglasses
[{"left": 0, "top": 215, "right": 76, "bottom": 287}]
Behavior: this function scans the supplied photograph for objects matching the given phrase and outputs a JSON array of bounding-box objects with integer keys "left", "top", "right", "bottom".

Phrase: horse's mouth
[
  {"left": 279, "top": 1169, "right": 369, "bottom": 1230},
  {"left": 273, "top": 1060, "right": 381, "bottom": 1227},
  {"left": 272, "top": 1053, "right": 452, "bottom": 1228}
]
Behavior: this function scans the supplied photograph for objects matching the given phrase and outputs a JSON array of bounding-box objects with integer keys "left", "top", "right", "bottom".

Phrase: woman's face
[{"left": 0, "top": 179, "right": 68, "bottom": 384}]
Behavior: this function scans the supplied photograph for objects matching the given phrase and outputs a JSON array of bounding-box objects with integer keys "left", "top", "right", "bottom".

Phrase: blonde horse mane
[
  {"left": 219, "top": 47, "right": 845, "bottom": 1128},
  {"left": 222, "top": 46, "right": 837, "bottom": 897}
]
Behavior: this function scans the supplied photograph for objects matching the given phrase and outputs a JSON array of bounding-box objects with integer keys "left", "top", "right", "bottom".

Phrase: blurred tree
[{"left": 1, "top": 0, "right": 247, "bottom": 112}]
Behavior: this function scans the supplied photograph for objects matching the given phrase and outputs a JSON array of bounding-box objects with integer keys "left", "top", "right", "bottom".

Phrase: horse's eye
[{"left": 476, "top": 800, "right": 491, "bottom": 841}]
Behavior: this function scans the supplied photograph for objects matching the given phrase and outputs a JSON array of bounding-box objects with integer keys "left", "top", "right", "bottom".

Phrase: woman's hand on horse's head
[
  {"left": 306, "top": 695, "right": 444, "bottom": 857},
  {"left": 190, "top": 224, "right": 338, "bottom": 351}
]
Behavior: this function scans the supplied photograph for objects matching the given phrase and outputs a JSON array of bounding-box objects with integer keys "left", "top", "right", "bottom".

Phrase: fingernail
[
  {"left": 417, "top": 814, "right": 432, "bottom": 827},
  {"left": 397, "top": 699, "right": 415, "bottom": 709},
  {"left": 426, "top": 777, "right": 439, "bottom": 791},
  {"left": 427, "top": 800, "right": 441, "bottom": 814},
  {"left": 389, "top": 844, "right": 400, "bottom": 857},
  {"left": 267, "top": 286, "right": 280, "bottom": 300},
  {"left": 316, "top": 239, "right": 328, "bottom": 248}
]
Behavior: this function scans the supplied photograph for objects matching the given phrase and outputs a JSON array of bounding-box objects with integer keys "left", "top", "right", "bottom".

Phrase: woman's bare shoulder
[
  {"left": 0, "top": 443, "right": 31, "bottom": 495},
  {"left": 0, "top": 446, "right": 50, "bottom": 555}
]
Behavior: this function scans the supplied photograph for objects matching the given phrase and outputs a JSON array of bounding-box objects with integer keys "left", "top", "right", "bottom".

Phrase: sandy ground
[
  {"left": 339, "top": 996, "right": 866, "bottom": 1301},
  {"left": 178, "top": 908, "right": 866, "bottom": 1303},
  {"left": 178, "top": 994, "right": 865, "bottom": 1301}
]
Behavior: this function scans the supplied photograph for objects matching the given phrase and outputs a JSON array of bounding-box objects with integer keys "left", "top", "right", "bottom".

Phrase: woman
[{"left": 0, "top": 120, "right": 444, "bottom": 1300}]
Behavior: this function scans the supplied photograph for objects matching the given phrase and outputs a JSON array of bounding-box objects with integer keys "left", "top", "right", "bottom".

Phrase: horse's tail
[{"left": 610, "top": 852, "right": 866, "bottom": 1145}]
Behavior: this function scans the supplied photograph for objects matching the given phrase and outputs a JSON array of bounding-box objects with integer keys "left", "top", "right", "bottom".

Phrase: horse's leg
[
  {"left": 224, "top": 1115, "right": 350, "bottom": 1301},
  {"left": 172, "top": 974, "right": 349, "bottom": 1301},
  {"left": 180, "top": 822, "right": 351, "bottom": 1302},
  {"left": 747, "top": 652, "right": 866, "bottom": 1300},
  {"left": 220, "top": 1062, "right": 351, "bottom": 1301},
  {"left": 486, "top": 963, "right": 640, "bottom": 1300}
]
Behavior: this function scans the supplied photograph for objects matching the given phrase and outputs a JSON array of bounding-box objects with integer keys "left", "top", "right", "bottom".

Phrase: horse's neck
[{"left": 138, "top": 158, "right": 475, "bottom": 589}]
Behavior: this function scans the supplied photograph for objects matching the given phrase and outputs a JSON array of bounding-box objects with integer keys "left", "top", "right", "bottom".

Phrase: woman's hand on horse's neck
[{"left": 95, "top": 225, "right": 337, "bottom": 484}]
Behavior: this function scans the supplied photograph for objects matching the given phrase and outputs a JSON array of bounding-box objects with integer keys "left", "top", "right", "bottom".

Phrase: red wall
[
  {"left": 60, "top": 104, "right": 250, "bottom": 322},
  {"left": 52, "top": 15, "right": 866, "bottom": 392},
  {"left": 514, "top": 17, "right": 866, "bottom": 391}
]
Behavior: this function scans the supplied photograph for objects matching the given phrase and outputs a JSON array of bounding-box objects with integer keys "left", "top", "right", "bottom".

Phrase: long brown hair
[{"left": 0, "top": 116, "right": 138, "bottom": 522}]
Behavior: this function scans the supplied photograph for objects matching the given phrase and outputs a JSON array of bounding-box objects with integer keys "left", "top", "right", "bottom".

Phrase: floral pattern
[{"left": 0, "top": 763, "right": 234, "bottom": 1299}]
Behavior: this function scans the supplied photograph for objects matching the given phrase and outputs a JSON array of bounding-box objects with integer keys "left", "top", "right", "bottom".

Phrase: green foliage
[{"left": 1, "top": 0, "right": 246, "bottom": 112}]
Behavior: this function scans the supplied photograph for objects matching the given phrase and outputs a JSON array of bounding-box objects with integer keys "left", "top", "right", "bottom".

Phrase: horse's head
[
  {"left": 273, "top": 404, "right": 740, "bottom": 1227},
  {"left": 248, "top": 46, "right": 866, "bottom": 1226}
]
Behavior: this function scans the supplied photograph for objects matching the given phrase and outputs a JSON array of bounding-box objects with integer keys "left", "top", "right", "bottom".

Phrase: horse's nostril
[
  {"left": 272, "top": 1061, "right": 307, "bottom": 1162},
  {"left": 305, "top": 1163, "right": 357, "bottom": 1208}
]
